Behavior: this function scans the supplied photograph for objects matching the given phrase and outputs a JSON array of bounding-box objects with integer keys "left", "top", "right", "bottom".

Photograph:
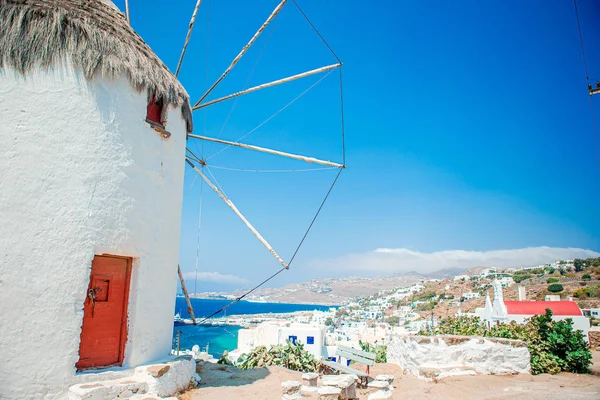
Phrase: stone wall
[
  {"left": 387, "top": 335, "right": 530, "bottom": 380},
  {"left": 588, "top": 327, "right": 600, "bottom": 351}
]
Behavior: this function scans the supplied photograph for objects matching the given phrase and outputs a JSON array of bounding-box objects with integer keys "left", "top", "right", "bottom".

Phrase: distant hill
[
  {"left": 194, "top": 274, "right": 424, "bottom": 305},
  {"left": 424, "top": 267, "right": 467, "bottom": 279}
]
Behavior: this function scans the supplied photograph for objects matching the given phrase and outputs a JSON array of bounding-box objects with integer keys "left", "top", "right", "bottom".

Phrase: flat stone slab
[
  {"left": 318, "top": 386, "right": 342, "bottom": 400},
  {"left": 368, "top": 390, "right": 392, "bottom": 400},
  {"left": 282, "top": 394, "right": 303, "bottom": 400},
  {"left": 301, "top": 385, "right": 319, "bottom": 395},
  {"left": 321, "top": 374, "right": 355, "bottom": 388},
  {"left": 367, "top": 380, "right": 389, "bottom": 389}
]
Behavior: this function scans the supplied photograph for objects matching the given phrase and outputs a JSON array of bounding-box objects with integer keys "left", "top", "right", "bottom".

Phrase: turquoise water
[{"left": 172, "top": 298, "right": 334, "bottom": 358}]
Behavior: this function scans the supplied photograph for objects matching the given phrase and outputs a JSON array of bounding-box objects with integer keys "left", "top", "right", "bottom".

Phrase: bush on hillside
[
  {"left": 548, "top": 284, "right": 564, "bottom": 293},
  {"left": 582, "top": 274, "right": 592, "bottom": 281},
  {"left": 513, "top": 274, "right": 531, "bottom": 283},
  {"left": 547, "top": 277, "right": 559, "bottom": 284},
  {"left": 420, "top": 310, "right": 591, "bottom": 375}
]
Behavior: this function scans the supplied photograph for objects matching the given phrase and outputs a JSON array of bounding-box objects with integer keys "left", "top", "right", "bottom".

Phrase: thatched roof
[{"left": 0, "top": 0, "right": 193, "bottom": 132}]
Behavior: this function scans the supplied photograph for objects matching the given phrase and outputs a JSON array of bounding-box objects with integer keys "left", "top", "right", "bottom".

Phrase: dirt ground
[{"left": 180, "top": 351, "right": 600, "bottom": 400}]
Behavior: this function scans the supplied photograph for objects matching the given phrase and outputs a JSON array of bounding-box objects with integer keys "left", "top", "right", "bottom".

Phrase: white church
[
  {"left": 474, "top": 280, "right": 590, "bottom": 339},
  {"left": 0, "top": 0, "right": 194, "bottom": 398}
]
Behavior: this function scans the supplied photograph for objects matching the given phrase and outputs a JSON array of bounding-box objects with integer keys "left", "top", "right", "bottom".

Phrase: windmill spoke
[
  {"left": 193, "top": 63, "right": 341, "bottom": 110},
  {"left": 185, "top": 156, "right": 289, "bottom": 270},
  {"left": 193, "top": 0, "right": 288, "bottom": 108},
  {"left": 176, "top": 0, "right": 204, "bottom": 77},
  {"left": 188, "top": 134, "right": 345, "bottom": 168}
]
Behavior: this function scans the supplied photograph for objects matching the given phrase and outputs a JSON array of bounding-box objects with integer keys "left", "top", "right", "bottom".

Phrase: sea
[{"left": 172, "top": 297, "right": 335, "bottom": 358}]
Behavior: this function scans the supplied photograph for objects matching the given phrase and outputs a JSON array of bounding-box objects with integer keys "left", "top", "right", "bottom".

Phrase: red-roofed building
[
  {"left": 475, "top": 280, "right": 590, "bottom": 339},
  {"left": 504, "top": 301, "right": 583, "bottom": 317}
]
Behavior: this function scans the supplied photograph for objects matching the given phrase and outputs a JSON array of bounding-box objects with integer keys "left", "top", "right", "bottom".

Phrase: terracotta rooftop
[{"left": 504, "top": 300, "right": 583, "bottom": 316}]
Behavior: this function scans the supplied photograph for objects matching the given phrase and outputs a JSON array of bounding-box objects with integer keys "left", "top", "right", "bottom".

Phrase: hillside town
[{"left": 204, "top": 258, "right": 600, "bottom": 363}]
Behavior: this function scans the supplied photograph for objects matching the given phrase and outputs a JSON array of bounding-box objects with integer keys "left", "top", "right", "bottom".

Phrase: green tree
[
  {"left": 582, "top": 274, "right": 592, "bottom": 281},
  {"left": 324, "top": 317, "right": 334, "bottom": 326},
  {"left": 574, "top": 259, "right": 585, "bottom": 272},
  {"left": 514, "top": 274, "right": 531, "bottom": 283},
  {"left": 546, "top": 277, "right": 559, "bottom": 284},
  {"left": 548, "top": 284, "right": 564, "bottom": 293}
]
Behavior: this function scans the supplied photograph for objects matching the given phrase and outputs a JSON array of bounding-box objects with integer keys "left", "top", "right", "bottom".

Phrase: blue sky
[{"left": 116, "top": 0, "right": 600, "bottom": 292}]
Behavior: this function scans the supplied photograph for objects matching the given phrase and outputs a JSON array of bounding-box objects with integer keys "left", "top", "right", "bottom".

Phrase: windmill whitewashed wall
[{"left": 0, "top": 1, "right": 192, "bottom": 398}]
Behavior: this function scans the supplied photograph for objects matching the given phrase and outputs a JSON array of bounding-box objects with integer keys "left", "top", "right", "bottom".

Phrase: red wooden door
[{"left": 77, "top": 255, "right": 132, "bottom": 370}]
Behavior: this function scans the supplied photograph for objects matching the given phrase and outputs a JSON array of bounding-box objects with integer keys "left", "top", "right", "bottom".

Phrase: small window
[
  {"left": 306, "top": 336, "right": 314, "bottom": 345},
  {"left": 288, "top": 335, "right": 297, "bottom": 345},
  {"left": 146, "top": 93, "right": 171, "bottom": 138},
  {"left": 146, "top": 94, "right": 164, "bottom": 126}
]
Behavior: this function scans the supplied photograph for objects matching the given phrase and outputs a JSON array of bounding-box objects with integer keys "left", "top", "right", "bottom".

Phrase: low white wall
[{"left": 387, "top": 335, "right": 531, "bottom": 380}]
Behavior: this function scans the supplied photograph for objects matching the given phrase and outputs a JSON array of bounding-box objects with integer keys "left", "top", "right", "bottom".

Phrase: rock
[
  {"left": 321, "top": 374, "right": 354, "bottom": 388},
  {"left": 367, "top": 380, "right": 388, "bottom": 390},
  {"left": 367, "top": 390, "right": 392, "bottom": 400},
  {"left": 147, "top": 365, "right": 170, "bottom": 378},
  {"left": 321, "top": 375, "right": 356, "bottom": 399},
  {"left": 301, "top": 385, "right": 319, "bottom": 396},
  {"left": 318, "top": 386, "right": 342, "bottom": 400},
  {"left": 282, "top": 394, "right": 303, "bottom": 400},
  {"left": 281, "top": 380, "right": 302, "bottom": 395},
  {"left": 302, "top": 372, "right": 319, "bottom": 387},
  {"left": 375, "top": 374, "right": 394, "bottom": 386}
]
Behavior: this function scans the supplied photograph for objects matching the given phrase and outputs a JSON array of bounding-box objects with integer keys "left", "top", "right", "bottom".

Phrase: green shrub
[
  {"left": 547, "top": 277, "right": 559, "bottom": 284},
  {"left": 582, "top": 274, "right": 592, "bottom": 281},
  {"left": 548, "top": 284, "right": 564, "bottom": 293},
  {"left": 573, "top": 285, "right": 599, "bottom": 298},
  {"left": 236, "top": 340, "right": 319, "bottom": 371},
  {"left": 513, "top": 274, "right": 531, "bottom": 283},
  {"left": 359, "top": 340, "right": 387, "bottom": 363},
  {"left": 420, "top": 310, "right": 592, "bottom": 375}
]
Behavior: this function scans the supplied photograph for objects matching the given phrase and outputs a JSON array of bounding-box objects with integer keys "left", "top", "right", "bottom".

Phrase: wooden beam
[
  {"left": 193, "top": 63, "right": 341, "bottom": 110},
  {"left": 175, "top": 0, "right": 204, "bottom": 77},
  {"left": 193, "top": 0, "right": 288, "bottom": 107},
  {"left": 188, "top": 134, "right": 345, "bottom": 168},
  {"left": 177, "top": 264, "right": 197, "bottom": 325},
  {"left": 186, "top": 158, "right": 289, "bottom": 269}
]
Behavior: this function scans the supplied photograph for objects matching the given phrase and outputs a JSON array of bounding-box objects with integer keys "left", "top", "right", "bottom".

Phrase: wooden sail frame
[
  {"left": 176, "top": 0, "right": 345, "bottom": 303},
  {"left": 192, "top": 63, "right": 341, "bottom": 110},
  {"left": 185, "top": 157, "right": 289, "bottom": 270},
  {"left": 188, "top": 134, "right": 345, "bottom": 168}
]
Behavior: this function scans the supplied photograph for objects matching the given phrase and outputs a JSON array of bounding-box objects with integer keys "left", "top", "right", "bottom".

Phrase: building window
[
  {"left": 288, "top": 335, "right": 297, "bottom": 345},
  {"left": 306, "top": 336, "right": 314, "bottom": 345},
  {"left": 146, "top": 93, "right": 171, "bottom": 138}
]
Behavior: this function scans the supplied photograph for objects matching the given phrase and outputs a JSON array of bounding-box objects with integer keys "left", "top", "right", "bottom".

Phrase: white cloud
[
  {"left": 309, "top": 246, "right": 600, "bottom": 274},
  {"left": 182, "top": 271, "right": 250, "bottom": 285}
]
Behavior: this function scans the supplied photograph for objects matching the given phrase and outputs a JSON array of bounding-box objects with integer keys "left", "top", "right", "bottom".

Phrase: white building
[
  {"left": 235, "top": 321, "right": 326, "bottom": 360},
  {"left": 453, "top": 275, "right": 470, "bottom": 282},
  {"left": 462, "top": 292, "right": 481, "bottom": 300},
  {"left": 476, "top": 281, "right": 590, "bottom": 338},
  {"left": 0, "top": 1, "right": 193, "bottom": 399}
]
